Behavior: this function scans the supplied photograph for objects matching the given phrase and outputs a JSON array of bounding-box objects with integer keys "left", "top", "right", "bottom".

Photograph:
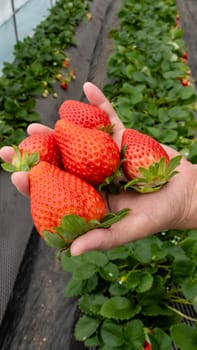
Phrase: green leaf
[
  {"left": 84, "top": 335, "right": 101, "bottom": 348},
  {"left": 42, "top": 231, "right": 67, "bottom": 249},
  {"left": 99, "top": 262, "right": 120, "bottom": 281},
  {"left": 61, "top": 252, "right": 96, "bottom": 280},
  {"left": 136, "top": 272, "right": 154, "bottom": 293},
  {"left": 100, "top": 319, "right": 124, "bottom": 347},
  {"left": 160, "top": 129, "right": 178, "bottom": 143},
  {"left": 109, "top": 281, "right": 128, "bottom": 296},
  {"left": 181, "top": 276, "right": 197, "bottom": 300},
  {"left": 64, "top": 278, "right": 84, "bottom": 297},
  {"left": 170, "top": 323, "right": 197, "bottom": 350},
  {"left": 75, "top": 315, "right": 100, "bottom": 342},
  {"left": 100, "top": 208, "right": 130, "bottom": 228},
  {"left": 55, "top": 214, "right": 88, "bottom": 241},
  {"left": 107, "top": 245, "right": 130, "bottom": 260},
  {"left": 100, "top": 296, "right": 141, "bottom": 320},
  {"left": 79, "top": 294, "right": 108, "bottom": 315},
  {"left": 124, "top": 319, "right": 144, "bottom": 349},
  {"left": 132, "top": 238, "right": 154, "bottom": 263},
  {"left": 73, "top": 263, "right": 97, "bottom": 280},
  {"left": 151, "top": 328, "right": 172, "bottom": 350},
  {"left": 82, "top": 250, "right": 108, "bottom": 267},
  {"left": 54, "top": 209, "right": 130, "bottom": 242},
  {"left": 179, "top": 86, "right": 196, "bottom": 101}
]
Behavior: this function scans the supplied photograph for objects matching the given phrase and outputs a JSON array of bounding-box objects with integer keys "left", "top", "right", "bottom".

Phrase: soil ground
[{"left": 0, "top": 0, "right": 196, "bottom": 349}]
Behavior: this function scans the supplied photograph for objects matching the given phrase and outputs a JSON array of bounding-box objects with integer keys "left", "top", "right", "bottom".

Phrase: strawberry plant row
[
  {"left": 59, "top": 1, "right": 197, "bottom": 350},
  {"left": 0, "top": 0, "right": 89, "bottom": 148},
  {"left": 104, "top": 0, "right": 197, "bottom": 162}
]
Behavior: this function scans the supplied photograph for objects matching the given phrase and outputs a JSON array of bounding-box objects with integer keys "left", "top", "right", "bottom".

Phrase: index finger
[{"left": 83, "top": 82, "right": 125, "bottom": 148}]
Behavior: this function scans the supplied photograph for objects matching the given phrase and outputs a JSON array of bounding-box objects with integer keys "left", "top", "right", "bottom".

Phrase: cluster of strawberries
[{"left": 2, "top": 99, "right": 181, "bottom": 241}]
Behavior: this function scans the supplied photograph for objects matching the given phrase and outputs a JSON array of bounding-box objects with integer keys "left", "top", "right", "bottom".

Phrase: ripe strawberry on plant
[
  {"left": 121, "top": 128, "right": 181, "bottom": 193},
  {"left": 143, "top": 340, "right": 152, "bottom": 350},
  {"left": 60, "top": 82, "right": 68, "bottom": 90},
  {"left": 58, "top": 99, "right": 113, "bottom": 132},
  {"left": 54, "top": 119, "right": 120, "bottom": 186}
]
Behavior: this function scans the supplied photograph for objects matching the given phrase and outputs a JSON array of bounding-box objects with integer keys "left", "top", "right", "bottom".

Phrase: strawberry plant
[{"left": 0, "top": 0, "right": 89, "bottom": 148}]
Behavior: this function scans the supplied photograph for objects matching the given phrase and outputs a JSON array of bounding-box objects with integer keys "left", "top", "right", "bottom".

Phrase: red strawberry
[
  {"left": 2, "top": 133, "right": 62, "bottom": 172},
  {"left": 121, "top": 128, "right": 181, "bottom": 193},
  {"left": 29, "top": 161, "right": 107, "bottom": 237},
  {"left": 182, "top": 52, "right": 188, "bottom": 60},
  {"left": 54, "top": 119, "right": 120, "bottom": 186},
  {"left": 143, "top": 340, "right": 152, "bottom": 350},
  {"left": 58, "top": 99, "right": 113, "bottom": 132},
  {"left": 180, "top": 78, "right": 191, "bottom": 87},
  {"left": 19, "top": 133, "right": 61, "bottom": 167},
  {"left": 60, "top": 82, "right": 68, "bottom": 90}
]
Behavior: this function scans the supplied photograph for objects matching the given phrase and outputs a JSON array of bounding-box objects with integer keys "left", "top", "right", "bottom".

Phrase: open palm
[{"left": 1, "top": 82, "right": 197, "bottom": 256}]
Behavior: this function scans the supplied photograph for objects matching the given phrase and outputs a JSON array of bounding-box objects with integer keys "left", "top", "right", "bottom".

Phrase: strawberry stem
[
  {"left": 123, "top": 155, "right": 182, "bottom": 193},
  {"left": 42, "top": 208, "right": 130, "bottom": 249}
]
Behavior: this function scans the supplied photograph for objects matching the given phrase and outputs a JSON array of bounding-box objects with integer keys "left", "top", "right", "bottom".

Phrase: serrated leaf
[
  {"left": 54, "top": 209, "right": 130, "bottom": 242},
  {"left": 75, "top": 315, "right": 100, "bottom": 342},
  {"left": 99, "top": 262, "right": 120, "bottom": 281},
  {"left": 124, "top": 319, "right": 144, "bottom": 349},
  {"left": 84, "top": 335, "right": 101, "bottom": 348},
  {"left": 170, "top": 323, "right": 197, "bottom": 350},
  {"left": 151, "top": 328, "right": 172, "bottom": 350},
  {"left": 100, "top": 296, "right": 141, "bottom": 320},
  {"left": 82, "top": 250, "right": 108, "bottom": 267},
  {"left": 55, "top": 214, "right": 88, "bottom": 241},
  {"left": 132, "top": 238, "right": 153, "bottom": 263},
  {"left": 43, "top": 231, "right": 67, "bottom": 249},
  {"left": 64, "top": 278, "right": 84, "bottom": 297},
  {"left": 100, "top": 319, "right": 124, "bottom": 347},
  {"left": 73, "top": 263, "right": 97, "bottom": 280},
  {"left": 181, "top": 276, "right": 197, "bottom": 300},
  {"left": 109, "top": 281, "right": 128, "bottom": 296},
  {"left": 79, "top": 294, "right": 108, "bottom": 315},
  {"left": 107, "top": 245, "right": 130, "bottom": 260},
  {"left": 136, "top": 272, "right": 153, "bottom": 293}
]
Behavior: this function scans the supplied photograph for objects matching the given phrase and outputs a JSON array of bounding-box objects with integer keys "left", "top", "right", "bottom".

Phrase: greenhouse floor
[{"left": 0, "top": 0, "right": 196, "bottom": 349}]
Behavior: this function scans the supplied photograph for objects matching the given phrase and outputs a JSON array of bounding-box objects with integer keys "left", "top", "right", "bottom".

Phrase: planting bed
[{"left": 0, "top": 0, "right": 197, "bottom": 349}]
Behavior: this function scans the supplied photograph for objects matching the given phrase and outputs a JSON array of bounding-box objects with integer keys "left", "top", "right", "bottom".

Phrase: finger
[
  {"left": 162, "top": 144, "right": 181, "bottom": 158},
  {"left": 0, "top": 146, "right": 16, "bottom": 163},
  {"left": 11, "top": 172, "right": 30, "bottom": 196},
  {"left": 83, "top": 82, "right": 124, "bottom": 148},
  {"left": 70, "top": 212, "right": 156, "bottom": 256},
  {"left": 27, "top": 123, "right": 53, "bottom": 135}
]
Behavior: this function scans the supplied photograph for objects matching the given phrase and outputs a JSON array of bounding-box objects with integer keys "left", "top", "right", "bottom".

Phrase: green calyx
[
  {"left": 1, "top": 145, "right": 40, "bottom": 172},
  {"left": 123, "top": 155, "right": 182, "bottom": 193},
  {"left": 42, "top": 208, "right": 130, "bottom": 250}
]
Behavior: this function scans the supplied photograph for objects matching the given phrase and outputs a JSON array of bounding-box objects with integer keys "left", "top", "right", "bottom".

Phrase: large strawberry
[
  {"left": 54, "top": 119, "right": 120, "bottom": 186},
  {"left": 29, "top": 161, "right": 129, "bottom": 245},
  {"left": 29, "top": 161, "right": 106, "bottom": 237},
  {"left": 58, "top": 99, "right": 113, "bottom": 132},
  {"left": 121, "top": 128, "right": 181, "bottom": 193}
]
